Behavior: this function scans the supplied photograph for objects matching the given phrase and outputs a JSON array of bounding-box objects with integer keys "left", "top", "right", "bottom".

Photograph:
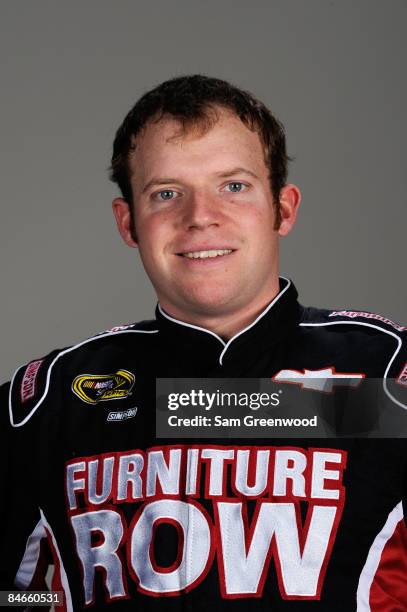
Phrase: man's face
[{"left": 113, "top": 108, "right": 300, "bottom": 325}]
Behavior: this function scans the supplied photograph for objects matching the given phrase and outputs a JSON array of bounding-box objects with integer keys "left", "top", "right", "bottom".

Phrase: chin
[{"left": 183, "top": 290, "right": 239, "bottom": 316}]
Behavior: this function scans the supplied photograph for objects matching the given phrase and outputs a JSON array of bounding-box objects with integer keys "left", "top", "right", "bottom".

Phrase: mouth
[{"left": 177, "top": 249, "right": 235, "bottom": 260}]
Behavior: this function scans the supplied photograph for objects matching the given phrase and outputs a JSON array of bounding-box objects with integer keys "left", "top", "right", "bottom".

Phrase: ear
[
  {"left": 277, "top": 184, "right": 302, "bottom": 237},
  {"left": 112, "top": 197, "right": 138, "bottom": 248}
]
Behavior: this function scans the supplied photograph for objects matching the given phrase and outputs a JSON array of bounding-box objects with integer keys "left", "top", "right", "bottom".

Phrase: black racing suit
[{"left": 1, "top": 278, "right": 406, "bottom": 611}]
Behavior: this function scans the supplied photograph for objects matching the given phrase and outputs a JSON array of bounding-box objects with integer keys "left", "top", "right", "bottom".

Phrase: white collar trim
[{"left": 158, "top": 277, "right": 292, "bottom": 365}]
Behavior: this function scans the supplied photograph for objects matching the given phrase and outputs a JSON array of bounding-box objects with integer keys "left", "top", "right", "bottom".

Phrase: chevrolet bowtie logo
[{"left": 273, "top": 367, "right": 365, "bottom": 393}]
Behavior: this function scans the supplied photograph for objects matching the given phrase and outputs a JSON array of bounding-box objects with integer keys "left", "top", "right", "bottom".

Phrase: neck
[{"left": 159, "top": 284, "right": 282, "bottom": 340}]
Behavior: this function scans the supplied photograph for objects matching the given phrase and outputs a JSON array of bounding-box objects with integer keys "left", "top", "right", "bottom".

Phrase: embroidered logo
[
  {"left": 107, "top": 407, "right": 138, "bottom": 422},
  {"left": 273, "top": 367, "right": 365, "bottom": 393},
  {"left": 72, "top": 370, "right": 135, "bottom": 405},
  {"left": 21, "top": 360, "right": 43, "bottom": 403},
  {"left": 396, "top": 363, "right": 407, "bottom": 388},
  {"left": 328, "top": 310, "right": 406, "bottom": 332}
]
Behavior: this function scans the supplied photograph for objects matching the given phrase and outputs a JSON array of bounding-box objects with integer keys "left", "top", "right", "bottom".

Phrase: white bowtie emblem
[{"left": 273, "top": 367, "right": 365, "bottom": 393}]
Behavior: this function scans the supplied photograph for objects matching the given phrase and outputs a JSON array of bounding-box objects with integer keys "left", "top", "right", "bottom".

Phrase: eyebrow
[
  {"left": 214, "top": 167, "right": 259, "bottom": 180},
  {"left": 141, "top": 167, "right": 259, "bottom": 194},
  {"left": 142, "top": 178, "right": 179, "bottom": 194}
]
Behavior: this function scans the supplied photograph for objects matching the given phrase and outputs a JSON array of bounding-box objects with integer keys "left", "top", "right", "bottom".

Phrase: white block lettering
[
  {"left": 273, "top": 450, "right": 307, "bottom": 497},
  {"left": 217, "top": 501, "right": 337, "bottom": 597},
  {"left": 117, "top": 453, "right": 144, "bottom": 501},
  {"left": 235, "top": 450, "right": 270, "bottom": 496},
  {"left": 201, "top": 449, "right": 234, "bottom": 496},
  {"left": 311, "top": 452, "right": 342, "bottom": 500},
  {"left": 71, "top": 509, "right": 126, "bottom": 605},
  {"left": 146, "top": 449, "right": 182, "bottom": 497},
  {"left": 66, "top": 461, "right": 86, "bottom": 510},
  {"left": 88, "top": 457, "right": 114, "bottom": 505},
  {"left": 130, "top": 499, "right": 211, "bottom": 593}
]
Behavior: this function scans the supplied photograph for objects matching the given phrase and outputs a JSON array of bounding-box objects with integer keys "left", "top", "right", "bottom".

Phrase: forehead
[{"left": 129, "top": 108, "right": 268, "bottom": 183}]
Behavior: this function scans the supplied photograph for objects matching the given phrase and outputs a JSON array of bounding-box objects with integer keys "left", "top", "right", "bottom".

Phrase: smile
[{"left": 181, "top": 249, "right": 234, "bottom": 259}]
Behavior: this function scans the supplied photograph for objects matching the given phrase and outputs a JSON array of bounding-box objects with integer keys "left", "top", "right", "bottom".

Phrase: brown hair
[{"left": 110, "top": 75, "right": 291, "bottom": 227}]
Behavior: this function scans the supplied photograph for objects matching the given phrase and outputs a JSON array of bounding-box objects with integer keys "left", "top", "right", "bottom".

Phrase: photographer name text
[{"left": 168, "top": 415, "right": 318, "bottom": 428}]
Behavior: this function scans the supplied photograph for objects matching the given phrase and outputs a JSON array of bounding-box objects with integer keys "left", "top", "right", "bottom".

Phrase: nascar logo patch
[{"left": 72, "top": 369, "right": 135, "bottom": 404}]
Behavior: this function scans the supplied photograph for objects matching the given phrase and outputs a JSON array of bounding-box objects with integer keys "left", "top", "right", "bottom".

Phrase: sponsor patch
[
  {"left": 396, "top": 363, "right": 407, "bottom": 387},
  {"left": 107, "top": 407, "right": 138, "bottom": 422},
  {"left": 21, "top": 359, "right": 43, "bottom": 403},
  {"left": 329, "top": 310, "right": 406, "bottom": 332},
  {"left": 72, "top": 370, "right": 135, "bottom": 405}
]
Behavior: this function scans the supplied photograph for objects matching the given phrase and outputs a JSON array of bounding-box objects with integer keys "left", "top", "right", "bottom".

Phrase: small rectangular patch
[
  {"left": 396, "top": 363, "right": 407, "bottom": 387},
  {"left": 21, "top": 359, "right": 43, "bottom": 402},
  {"left": 107, "top": 407, "right": 138, "bottom": 422}
]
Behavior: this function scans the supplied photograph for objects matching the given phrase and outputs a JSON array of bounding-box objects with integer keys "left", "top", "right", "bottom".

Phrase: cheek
[
  {"left": 240, "top": 207, "right": 278, "bottom": 260},
  {"left": 136, "top": 219, "right": 173, "bottom": 270},
  {"left": 137, "top": 217, "right": 161, "bottom": 249},
  {"left": 240, "top": 204, "right": 275, "bottom": 237}
]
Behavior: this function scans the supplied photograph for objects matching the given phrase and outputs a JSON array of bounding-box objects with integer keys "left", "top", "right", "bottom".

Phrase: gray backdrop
[{"left": 1, "top": 0, "right": 406, "bottom": 382}]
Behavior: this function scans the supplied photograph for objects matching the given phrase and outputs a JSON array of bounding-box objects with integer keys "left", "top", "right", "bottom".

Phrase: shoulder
[
  {"left": 5, "top": 318, "right": 159, "bottom": 428},
  {"left": 299, "top": 304, "right": 406, "bottom": 377},
  {"left": 297, "top": 305, "right": 406, "bottom": 408},
  {"left": 300, "top": 305, "right": 406, "bottom": 337}
]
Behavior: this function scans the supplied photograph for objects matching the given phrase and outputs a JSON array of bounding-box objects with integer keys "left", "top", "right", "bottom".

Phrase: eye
[
  {"left": 153, "top": 189, "right": 179, "bottom": 201},
  {"left": 223, "top": 182, "right": 248, "bottom": 193}
]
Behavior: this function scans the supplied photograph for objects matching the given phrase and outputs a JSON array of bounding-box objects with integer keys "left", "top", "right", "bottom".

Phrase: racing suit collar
[{"left": 155, "top": 278, "right": 301, "bottom": 370}]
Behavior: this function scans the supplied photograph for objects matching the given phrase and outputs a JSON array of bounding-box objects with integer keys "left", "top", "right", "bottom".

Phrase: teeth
[{"left": 183, "top": 249, "right": 233, "bottom": 259}]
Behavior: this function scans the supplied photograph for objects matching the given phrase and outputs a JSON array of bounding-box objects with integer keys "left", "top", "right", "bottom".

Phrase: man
[{"left": 1, "top": 75, "right": 406, "bottom": 611}]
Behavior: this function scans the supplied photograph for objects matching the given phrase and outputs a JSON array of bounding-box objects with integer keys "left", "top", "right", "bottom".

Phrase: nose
[{"left": 181, "top": 190, "right": 220, "bottom": 231}]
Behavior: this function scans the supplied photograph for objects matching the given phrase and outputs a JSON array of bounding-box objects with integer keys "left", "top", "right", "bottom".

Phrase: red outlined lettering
[{"left": 65, "top": 445, "right": 347, "bottom": 604}]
